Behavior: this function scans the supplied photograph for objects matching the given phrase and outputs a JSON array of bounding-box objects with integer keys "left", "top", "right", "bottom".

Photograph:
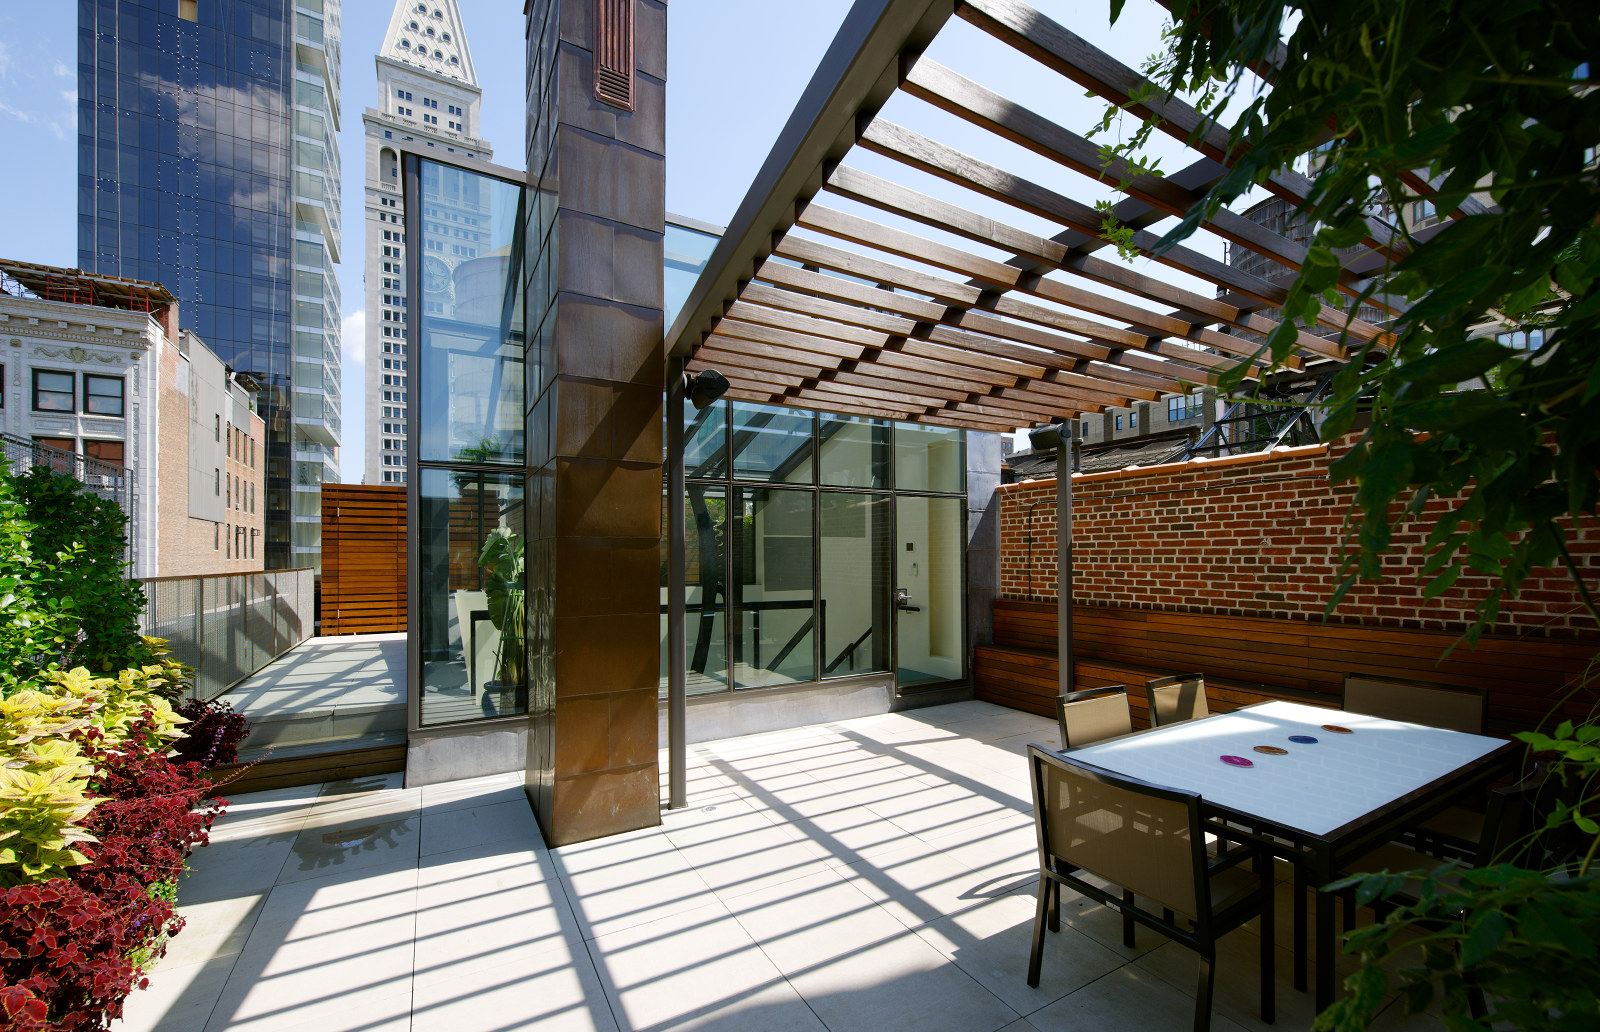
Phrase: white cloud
[
  {"left": 0, "top": 100, "right": 33, "bottom": 124},
  {"left": 52, "top": 61, "right": 70, "bottom": 78},
  {"left": 339, "top": 309, "right": 367, "bottom": 483}
]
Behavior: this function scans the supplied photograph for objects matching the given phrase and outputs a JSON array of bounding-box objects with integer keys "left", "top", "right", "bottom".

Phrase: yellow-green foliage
[{"left": 0, "top": 651, "right": 192, "bottom": 885}]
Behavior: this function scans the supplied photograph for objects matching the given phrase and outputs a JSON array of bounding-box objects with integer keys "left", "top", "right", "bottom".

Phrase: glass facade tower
[{"left": 77, "top": 0, "right": 342, "bottom": 571}]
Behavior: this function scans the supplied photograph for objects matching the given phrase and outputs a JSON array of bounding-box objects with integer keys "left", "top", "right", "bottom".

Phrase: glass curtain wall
[
  {"left": 407, "top": 153, "right": 528, "bottom": 727},
  {"left": 662, "top": 403, "right": 966, "bottom": 698}
]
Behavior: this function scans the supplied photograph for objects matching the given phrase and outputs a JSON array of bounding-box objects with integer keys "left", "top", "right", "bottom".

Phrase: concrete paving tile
[
  {"left": 843, "top": 839, "right": 1015, "bottom": 930},
  {"left": 158, "top": 895, "right": 266, "bottom": 971},
  {"left": 420, "top": 797, "right": 540, "bottom": 857},
  {"left": 180, "top": 834, "right": 296, "bottom": 905},
  {"left": 724, "top": 867, "right": 909, "bottom": 972},
  {"left": 1133, "top": 933, "right": 1293, "bottom": 1032},
  {"left": 1023, "top": 964, "right": 1252, "bottom": 1031},
  {"left": 665, "top": 802, "right": 835, "bottom": 901},
  {"left": 859, "top": 777, "right": 1022, "bottom": 840},
  {"left": 412, "top": 940, "right": 618, "bottom": 1032},
  {"left": 278, "top": 811, "right": 419, "bottom": 885},
  {"left": 415, "top": 846, "right": 580, "bottom": 966},
  {"left": 204, "top": 872, "right": 417, "bottom": 1032},
  {"left": 778, "top": 927, "right": 1020, "bottom": 1032},
  {"left": 552, "top": 826, "right": 716, "bottom": 940},
  {"left": 585, "top": 900, "right": 826, "bottom": 1032},
  {"left": 915, "top": 891, "right": 1126, "bottom": 1015},
  {"left": 418, "top": 771, "right": 528, "bottom": 815},
  {"left": 115, "top": 954, "right": 235, "bottom": 1032}
]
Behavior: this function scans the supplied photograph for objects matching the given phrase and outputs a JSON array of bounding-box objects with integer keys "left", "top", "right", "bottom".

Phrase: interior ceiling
[{"left": 667, "top": 0, "right": 1418, "bottom": 433}]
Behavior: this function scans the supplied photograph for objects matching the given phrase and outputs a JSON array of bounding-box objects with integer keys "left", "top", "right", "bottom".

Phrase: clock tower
[{"left": 361, "top": 0, "right": 494, "bottom": 486}]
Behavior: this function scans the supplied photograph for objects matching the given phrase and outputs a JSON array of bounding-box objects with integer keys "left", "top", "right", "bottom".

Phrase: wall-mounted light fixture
[{"left": 684, "top": 369, "right": 730, "bottom": 411}]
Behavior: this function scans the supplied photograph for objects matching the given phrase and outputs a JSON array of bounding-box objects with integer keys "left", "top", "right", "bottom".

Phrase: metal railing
[
  {"left": 138, "top": 568, "right": 316, "bottom": 702},
  {"left": 1, "top": 431, "right": 134, "bottom": 566}
]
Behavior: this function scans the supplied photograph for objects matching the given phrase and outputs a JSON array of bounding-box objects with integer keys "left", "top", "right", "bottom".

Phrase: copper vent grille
[{"left": 594, "top": 0, "right": 635, "bottom": 111}]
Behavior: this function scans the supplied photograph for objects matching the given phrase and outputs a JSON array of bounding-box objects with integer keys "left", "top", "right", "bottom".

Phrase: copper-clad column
[{"left": 524, "top": 0, "right": 668, "bottom": 845}]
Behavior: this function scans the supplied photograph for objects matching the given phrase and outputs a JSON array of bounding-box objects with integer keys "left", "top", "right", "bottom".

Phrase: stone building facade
[{"left": 1, "top": 262, "right": 263, "bottom": 578}]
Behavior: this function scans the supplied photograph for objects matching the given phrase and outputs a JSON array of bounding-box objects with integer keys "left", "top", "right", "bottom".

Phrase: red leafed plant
[
  {"left": 170, "top": 697, "right": 250, "bottom": 769},
  {"left": 0, "top": 715, "right": 224, "bottom": 1032}
]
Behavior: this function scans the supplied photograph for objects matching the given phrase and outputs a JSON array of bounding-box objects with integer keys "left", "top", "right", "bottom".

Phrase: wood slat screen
[
  {"left": 977, "top": 599, "right": 1597, "bottom": 734},
  {"left": 321, "top": 484, "right": 407, "bottom": 635}
]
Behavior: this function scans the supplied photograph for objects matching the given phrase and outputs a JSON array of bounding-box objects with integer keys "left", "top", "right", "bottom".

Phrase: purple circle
[
  {"left": 1288, "top": 735, "right": 1319, "bottom": 744},
  {"left": 1220, "top": 754, "right": 1254, "bottom": 767}
]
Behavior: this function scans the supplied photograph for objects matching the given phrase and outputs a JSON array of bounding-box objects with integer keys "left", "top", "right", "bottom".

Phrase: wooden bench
[{"left": 976, "top": 599, "right": 1598, "bottom": 734}]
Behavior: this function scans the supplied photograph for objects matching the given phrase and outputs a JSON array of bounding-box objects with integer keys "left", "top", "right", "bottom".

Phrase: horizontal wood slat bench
[{"left": 977, "top": 599, "right": 1598, "bottom": 734}]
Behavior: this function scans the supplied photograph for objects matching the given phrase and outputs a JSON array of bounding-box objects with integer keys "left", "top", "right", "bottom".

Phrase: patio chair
[
  {"left": 1055, "top": 685, "right": 1132, "bottom": 750},
  {"left": 1341, "top": 673, "right": 1487, "bottom": 734},
  {"left": 1342, "top": 673, "right": 1490, "bottom": 855},
  {"left": 1145, "top": 672, "right": 1210, "bottom": 727},
  {"left": 1026, "top": 746, "right": 1274, "bottom": 1032}
]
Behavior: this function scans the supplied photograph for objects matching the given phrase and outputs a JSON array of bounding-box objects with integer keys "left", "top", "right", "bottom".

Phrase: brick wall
[{"left": 997, "top": 436, "right": 1600, "bottom": 638}]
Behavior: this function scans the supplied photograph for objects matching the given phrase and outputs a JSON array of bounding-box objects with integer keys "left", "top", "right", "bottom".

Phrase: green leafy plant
[
  {"left": 478, "top": 527, "right": 525, "bottom": 688},
  {"left": 1105, "top": 0, "right": 1599, "bottom": 641}
]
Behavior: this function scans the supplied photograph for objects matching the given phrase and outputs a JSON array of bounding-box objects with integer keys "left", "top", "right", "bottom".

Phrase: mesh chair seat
[
  {"left": 1341, "top": 673, "right": 1487, "bottom": 735},
  {"left": 1056, "top": 685, "right": 1133, "bottom": 750},
  {"left": 1145, "top": 673, "right": 1210, "bottom": 727},
  {"left": 1026, "top": 745, "right": 1274, "bottom": 1032}
]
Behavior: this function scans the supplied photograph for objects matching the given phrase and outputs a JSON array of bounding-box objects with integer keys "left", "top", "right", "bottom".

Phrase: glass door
[{"left": 894, "top": 496, "right": 965, "bottom": 690}]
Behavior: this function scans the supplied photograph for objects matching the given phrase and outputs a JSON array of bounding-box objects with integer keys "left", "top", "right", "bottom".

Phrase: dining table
[{"left": 1061, "top": 699, "right": 1518, "bottom": 1011}]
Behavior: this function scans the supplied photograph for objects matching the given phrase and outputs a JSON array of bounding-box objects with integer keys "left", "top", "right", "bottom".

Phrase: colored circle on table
[
  {"left": 1253, "top": 745, "right": 1288, "bottom": 755},
  {"left": 1322, "top": 724, "right": 1353, "bottom": 734},
  {"left": 1288, "top": 735, "right": 1319, "bottom": 744},
  {"left": 1220, "top": 754, "right": 1254, "bottom": 767}
]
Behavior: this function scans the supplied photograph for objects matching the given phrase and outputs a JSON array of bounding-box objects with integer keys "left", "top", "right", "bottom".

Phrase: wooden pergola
[{"left": 663, "top": 0, "right": 1441, "bottom": 432}]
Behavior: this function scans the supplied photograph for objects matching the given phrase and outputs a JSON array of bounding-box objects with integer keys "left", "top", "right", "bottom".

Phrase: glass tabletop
[{"left": 1064, "top": 700, "right": 1506, "bottom": 838}]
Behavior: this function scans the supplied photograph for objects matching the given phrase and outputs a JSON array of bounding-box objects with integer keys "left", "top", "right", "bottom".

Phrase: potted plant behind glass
[{"left": 478, "top": 526, "right": 525, "bottom": 713}]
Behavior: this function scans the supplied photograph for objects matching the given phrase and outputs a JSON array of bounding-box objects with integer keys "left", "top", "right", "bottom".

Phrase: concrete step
[{"left": 239, "top": 701, "right": 407, "bottom": 749}]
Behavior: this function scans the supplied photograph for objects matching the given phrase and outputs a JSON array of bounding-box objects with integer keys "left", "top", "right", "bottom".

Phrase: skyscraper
[
  {"left": 362, "top": 0, "right": 491, "bottom": 486},
  {"left": 77, "top": 0, "right": 342, "bottom": 571}
]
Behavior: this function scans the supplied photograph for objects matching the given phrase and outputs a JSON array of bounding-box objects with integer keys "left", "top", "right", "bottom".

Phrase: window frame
[
  {"left": 32, "top": 369, "right": 76, "bottom": 413},
  {"left": 82, "top": 374, "right": 126, "bottom": 417}
]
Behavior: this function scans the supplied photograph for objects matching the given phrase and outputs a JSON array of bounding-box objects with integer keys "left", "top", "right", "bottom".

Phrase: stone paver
[{"left": 118, "top": 701, "right": 1435, "bottom": 1032}]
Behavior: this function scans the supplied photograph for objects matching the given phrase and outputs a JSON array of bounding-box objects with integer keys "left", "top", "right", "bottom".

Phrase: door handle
[{"left": 895, "top": 588, "right": 920, "bottom": 611}]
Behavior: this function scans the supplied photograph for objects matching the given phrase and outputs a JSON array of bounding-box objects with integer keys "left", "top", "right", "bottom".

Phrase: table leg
[
  {"left": 1315, "top": 884, "right": 1336, "bottom": 1012},
  {"left": 1293, "top": 865, "right": 1307, "bottom": 992}
]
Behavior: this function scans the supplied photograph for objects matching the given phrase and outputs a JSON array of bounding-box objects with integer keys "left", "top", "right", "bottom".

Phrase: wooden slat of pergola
[
  {"left": 668, "top": 0, "right": 1411, "bottom": 435},
  {"left": 821, "top": 164, "right": 1335, "bottom": 357}
]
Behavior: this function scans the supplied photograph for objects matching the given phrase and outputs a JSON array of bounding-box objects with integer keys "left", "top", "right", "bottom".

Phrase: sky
[{"left": 0, "top": 0, "right": 1195, "bottom": 479}]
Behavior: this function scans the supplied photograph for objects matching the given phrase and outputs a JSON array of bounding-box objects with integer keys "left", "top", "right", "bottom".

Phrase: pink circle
[{"left": 1220, "top": 754, "right": 1254, "bottom": 768}]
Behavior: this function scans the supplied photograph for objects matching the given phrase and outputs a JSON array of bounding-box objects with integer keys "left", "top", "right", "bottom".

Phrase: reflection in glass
[
  {"left": 416, "top": 160, "right": 526, "bottom": 466},
  {"left": 418, "top": 468, "right": 527, "bottom": 725},
  {"left": 664, "top": 221, "right": 722, "bottom": 328},
  {"left": 732, "top": 488, "right": 815, "bottom": 688},
  {"left": 895, "top": 424, "right": 965, "bottom": 493},
  {"left": 819, "top": 414, "right": 891, "bottom": 489},
  {"left": 661, "top": 485, "right": 730, "bottom": 698},
  {"left": 683, "top": 402, "right": 727, "bottom": 479},
  {"left": 732, "top": 402, "right": 813, "bottom": 483},
  {"left": 820, "top": 494, "right": 891, "bottom": 677},
  {"left": 895, "top": 495, "right": 965, "bottom": 688}
]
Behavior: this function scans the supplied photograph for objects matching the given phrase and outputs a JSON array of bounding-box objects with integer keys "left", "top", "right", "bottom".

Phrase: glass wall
[
  {"left": 664, "top": 219, "right": 721, "bottom": 328},
  {"left": 409, "top": 154, "right": 529, "bottom": 727},
  {"left": 662, "top": 400, "right": 966, "bottom": 698}
]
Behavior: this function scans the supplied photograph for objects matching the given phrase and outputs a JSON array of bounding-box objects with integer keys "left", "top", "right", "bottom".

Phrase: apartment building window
[
  {"left": 83, "top": 440, "right": 123, "bottom": 469},
  {"left": 214, "top": 524, "right": 220, "bottom": 550},
  {"left": 1128, "top": 410, "right": 1138, "bottom": 428},
  {"left": 215, "top": 415, "right": 220, "bottom": 441},
  {"left": 215, "top": 468, "right": 220, "bottom": 496},
  {"left": 32, "top": 370, "right": 75, "bottom": 412},
  {"left": 81, "top": 374, "right": 124, "bottom": 416},
  {"left": 1412, "top": 199, "right": 1437, "bottom": 224},
  {"left": 1497, "top": 329, "right": 1545, "bottom": 351},
  {"left": 1115, "top": 414, "right": 1124, "bottom": 430},
  {"left": 33, "top": 437, "right": 75, "bottom": 474},
  {"left": 1168, "top": 392, "right": 1205, "bottom": 422},
  {"left": 0, "top": 364, "right": 4, "bottom": 407}
]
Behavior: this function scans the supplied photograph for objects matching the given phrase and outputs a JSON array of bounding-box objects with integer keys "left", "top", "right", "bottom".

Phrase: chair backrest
[
  {"left": 1056, "top": 685, "right": 1132, "bottom": 749},
  {"left": 1028, "top": 746, "right": 1206, "bottom": 921},
  {"left": 1145, "top": 673, "right": 1209, "bottom": 727},
  {"left": 1342, "top": 673, "right": 1487, "bottom": 734}
]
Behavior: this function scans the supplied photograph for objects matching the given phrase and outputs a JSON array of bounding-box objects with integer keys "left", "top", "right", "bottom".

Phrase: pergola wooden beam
[{"left": 858, "top": 118, "right": 1383, "bottom": 349}]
